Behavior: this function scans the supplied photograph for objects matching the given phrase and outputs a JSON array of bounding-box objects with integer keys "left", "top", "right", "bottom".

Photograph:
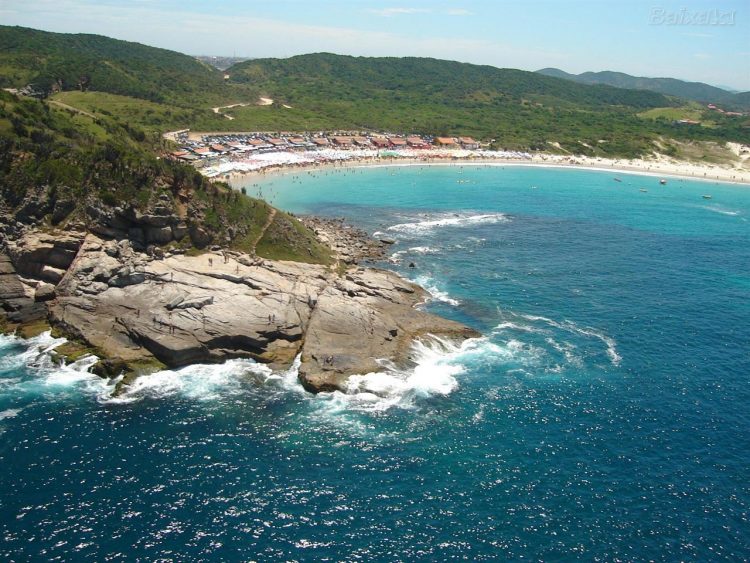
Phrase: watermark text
[{"left": 650, "top": 7, "right": 735, "bottom": 25}]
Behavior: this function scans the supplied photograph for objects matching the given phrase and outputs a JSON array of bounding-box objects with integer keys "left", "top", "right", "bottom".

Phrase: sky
[{"left": 2, "top": 0, "right": 749, "bottom": 90}]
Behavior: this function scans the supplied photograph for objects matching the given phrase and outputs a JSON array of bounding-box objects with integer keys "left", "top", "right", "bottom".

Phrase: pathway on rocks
[{"left": 251, "top": 208, "right": 277, "bottom": 255}]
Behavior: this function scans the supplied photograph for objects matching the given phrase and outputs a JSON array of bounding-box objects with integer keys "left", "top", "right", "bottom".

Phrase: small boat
[
  {"left": 640, "top": 189, "right": 648, "bottom": 193},
  {"left": 659, "top": 179, "right": 667, "bottom": 185},
  {"left": 613, "top": 177, "right": 622, "bottom": 183},
  {"left": 702, "top": 195, "right": 712, "bottom": 199}
]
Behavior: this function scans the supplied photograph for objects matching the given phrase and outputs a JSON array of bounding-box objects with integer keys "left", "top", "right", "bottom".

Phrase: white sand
[{"left": 198, "top": 146, "right": 750, "bottom": 185}]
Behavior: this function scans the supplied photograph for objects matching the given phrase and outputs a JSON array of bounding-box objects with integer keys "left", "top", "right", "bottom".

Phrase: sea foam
[
  {"left": 387, "top": 212, "right": 509, "bottom": 235},
  {"left": 413, "top": 274, "right": 461, "bottom": 306}
]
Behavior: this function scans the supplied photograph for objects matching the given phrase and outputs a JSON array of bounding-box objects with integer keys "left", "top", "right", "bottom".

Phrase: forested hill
[
  {"left": 229, "top": 53, "right": 673, "bottom": 110},
  {"left": 537, "top": 67, "right": 750, "bottom": 110},
  {"left": 0, "top": 25, "right": 252, "bottom": 105},
  {"left": 0, "top": 28, "right": 747, "bottom": 157},
  {"left": 224, "top": 53, "right": 750, "bottom": 156}
]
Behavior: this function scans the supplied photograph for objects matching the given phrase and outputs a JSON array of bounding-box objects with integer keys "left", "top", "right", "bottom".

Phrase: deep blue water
[{"left": 2, "top": 165, "right": 749, "bottom": 561}]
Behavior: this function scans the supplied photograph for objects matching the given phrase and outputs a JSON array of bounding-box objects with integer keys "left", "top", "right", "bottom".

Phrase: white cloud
[
  {"left": 1, "top": 0, "right": 565, "bottom": 69},
  {"left": 693, "top": 53, "right": 711, "bottom": 60}
]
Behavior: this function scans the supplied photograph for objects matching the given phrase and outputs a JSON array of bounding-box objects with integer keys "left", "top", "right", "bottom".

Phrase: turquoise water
[{"left": 2, "top": 165, "right": 749, "bottom": 560}]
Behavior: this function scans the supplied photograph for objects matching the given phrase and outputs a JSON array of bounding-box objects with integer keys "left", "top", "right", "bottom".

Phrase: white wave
[
  {"left": 518, "top": 313, "right": 621, "bottom": 366},
  {"left": 409, "top": 246, "right": 439, "bottom": 254},
  {"left": 0, "top": 331, "right": 113, "bottom": 399},
  {"left": 701, "top": 205, "right": 741, "bottom": 217},
  {"left": 320, "top": 336, "right": 475, "bottom": 412},
  {"left": 104, "top": 359, "right": 270, "bottom": 404},
  {"left": 413, "top": 275, "right": 460, "bottom": 306},
  {"left": 387, "top": 212, "right": 509, "bottom": 235},
  {"left": 493, "top": 321, "right": 546, "bottom": 334},
  {"left": 105, "top": 354, "right": 307, "bottom": 405},
  {"left": 0, "top": 408, "right": 22, "bottom": 421}
]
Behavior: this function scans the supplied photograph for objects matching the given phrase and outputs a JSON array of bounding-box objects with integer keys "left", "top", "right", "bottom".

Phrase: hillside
[
  {"left": 0, "top": 25, "right": 256, "bottom": 106},
  {"left": 0, "top": 89, "right": 331, "bottom": 264},
  {"left": 223, "top": 53, "right": 748, "bottom": 156},
  {"left": 0, "top": 27, "right": 747, "bottom": 159},
  {"left": 537, "top": 68, "right": 750, "bottom": 110}
]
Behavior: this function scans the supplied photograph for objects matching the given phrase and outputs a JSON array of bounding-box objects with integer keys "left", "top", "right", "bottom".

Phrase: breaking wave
[
  {"left": 0, "top": 307, "right": 621, "bottom": 416},
  {"left": 315, "top": 335, "right": 498, "bottom": 412},
  {"left": 413, "top": 274, "right": 461, "bottom": 306},
  {"left": 387, "top": 212, "right": 509, "bottom": 235},
  {"left": 104, "top": 356, "right": 305, "bottom": 404},
  {"left": 493, "top": 311, "right": 622, "bottom": 369},
  {"left": 0, "top": 332, "right": 111, "bottom": 400}
]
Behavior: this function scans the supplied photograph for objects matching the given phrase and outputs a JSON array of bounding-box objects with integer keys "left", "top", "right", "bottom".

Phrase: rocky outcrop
[
  {"left": 1, "top": 229, "right": 479, "bottom": 393},
  {"left": 299, "top": 216, "right": 389, "bottom": 264},
  {"left": 0, "top": 253, "right": 46, "bottom": 324}
]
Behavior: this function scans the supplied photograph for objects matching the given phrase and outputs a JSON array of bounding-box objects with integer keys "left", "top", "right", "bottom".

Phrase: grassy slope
[{"left": 0, "top": 90, "right": 332, "bottom": 264}]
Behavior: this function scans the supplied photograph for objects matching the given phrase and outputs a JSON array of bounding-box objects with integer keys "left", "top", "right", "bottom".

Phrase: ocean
[{"left": 2, "top": 164, "right": 749, "bottom": 560}]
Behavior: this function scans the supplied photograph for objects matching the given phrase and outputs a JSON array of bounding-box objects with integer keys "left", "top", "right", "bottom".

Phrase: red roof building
[
  {"left": 406, "top": 136, "right": 429, "bottom": 148},
  {"left": 434, "top": 137, "right": 458, "bottom": 148}
]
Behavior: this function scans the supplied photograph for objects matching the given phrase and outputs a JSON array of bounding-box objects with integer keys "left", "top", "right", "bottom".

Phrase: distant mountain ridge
[{"left": 536, "top": 68, "right": 750, "bottom": 109}]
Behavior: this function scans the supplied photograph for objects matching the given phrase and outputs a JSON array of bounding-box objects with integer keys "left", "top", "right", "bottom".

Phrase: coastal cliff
[
  {"left": 0, "top": 228, "right": 478, "bottom": 393},
  {"left": 0, "top": 87, "right": 478, "bottom": 394}
]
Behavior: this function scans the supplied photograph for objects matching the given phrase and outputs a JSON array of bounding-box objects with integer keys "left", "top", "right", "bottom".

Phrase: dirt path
[
  {"left": 251, "top": 208, "right": 277, "bottom": 254},
  {"left": 49, "top": 100, "right": 97, "bottom": 119},
  {"left": 211, "top": 97, "right": 274, "bottom": 120}
]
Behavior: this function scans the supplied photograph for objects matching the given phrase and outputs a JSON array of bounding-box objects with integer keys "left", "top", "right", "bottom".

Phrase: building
[
  {"left": 370, "top": 137, "right": 391, "bottom": 149},
  {"left": 267, "top": 138, "right": 288, "bottom": 147},
  {"left": 406, "top": 136, "right": 429, "bottom": 148},
  {"left": 352, "top": 136, "right": 371, "bottom": 147},
  {"left": 434, "top": 137, "right": 459, "bottom": 148},
  {"left": 192, "top": 147, "right": 215, "bottom": 158},
  {"left": 389, "top": 137, "right": 408, "bottom": 148},
  {"left": 331, "top": 136, "right": 353, "bottom": 147},
  {"left": 312, "top": 137, "right": 330, "bottom": 147},
  {"left": 458, "top": 137, "right": 479, "bottom": 150}
]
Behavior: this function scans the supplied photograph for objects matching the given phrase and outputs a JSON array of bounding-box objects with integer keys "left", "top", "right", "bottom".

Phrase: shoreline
[{"left": 216, "top": 152, "right": 750, "bottom": 187}]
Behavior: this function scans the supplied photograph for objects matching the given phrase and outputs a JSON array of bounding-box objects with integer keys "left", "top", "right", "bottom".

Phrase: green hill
[
  {"left": 0, "top": 25, "right": 255, "bottom": 106},
  {"left": 224, "top": 53, "right": 748, "bottom": 156},
  {"left": 537, "top": 68, "right": 750, "bottom": 110},
  {"left": 0, "top": 27, "right": 747, "bottom": 158},
  {"left": 231, "top": 53, "right": 672, "bottom": 109}
]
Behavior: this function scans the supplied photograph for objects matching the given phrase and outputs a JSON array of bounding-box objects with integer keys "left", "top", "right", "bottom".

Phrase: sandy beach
[{"left": 204, "top": 147, "right": 750, "bottom": 187}]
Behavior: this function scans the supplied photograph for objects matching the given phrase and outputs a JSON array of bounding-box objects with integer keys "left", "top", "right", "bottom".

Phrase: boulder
[
  {"left": 189, "top": 225, "right": 212, "bottom": 248},
  {"left": 145, "top": 226, "right": 173, "bottom": 244},
  {"left": 34, "top": 282, "right": 56, "bottom": 302}
]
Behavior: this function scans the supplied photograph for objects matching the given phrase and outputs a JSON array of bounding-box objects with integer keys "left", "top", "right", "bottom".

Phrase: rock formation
[{"left": 2, "top": 229, "right": 479, "bottom": 393}]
